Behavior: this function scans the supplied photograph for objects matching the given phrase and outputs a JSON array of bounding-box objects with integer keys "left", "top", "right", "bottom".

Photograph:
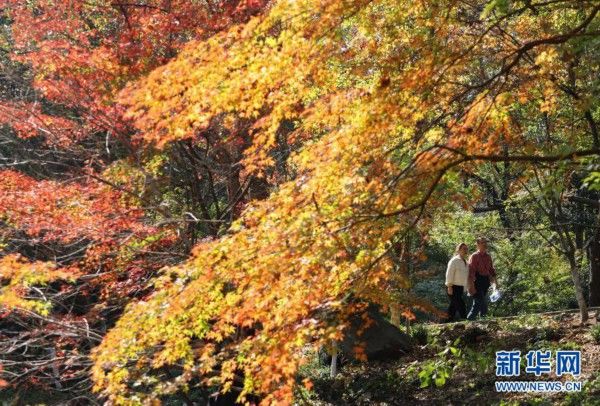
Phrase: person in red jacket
[{"left": 467, "top": 237, "right": 498, "bottom": 320}]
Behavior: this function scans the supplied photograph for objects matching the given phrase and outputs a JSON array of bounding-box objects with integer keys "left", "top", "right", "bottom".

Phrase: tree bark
[
  {"left": 568, "top": 251, "right": 588, "bottom": 322},
  {"left": 330, "top": 343, "right": 338, "bottom": 377},
  {"left": 588, "top": 227, "right": 600, "bottom": 307},
  {"left": 390, "top": 303, "right": 401, "bottom": 328}
]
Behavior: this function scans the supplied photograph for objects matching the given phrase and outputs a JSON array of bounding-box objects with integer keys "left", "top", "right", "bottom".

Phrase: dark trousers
[
  {"left": 447, "top": 285, "right": 467, "bottom": 321},
  {"left": 467, "top": 273, "right": 490, "bottom": 320}
]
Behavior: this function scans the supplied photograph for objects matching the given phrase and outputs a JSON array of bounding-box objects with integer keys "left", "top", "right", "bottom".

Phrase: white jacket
[{"left": 445, "top": 255, "right": 469, "bottom": 287}]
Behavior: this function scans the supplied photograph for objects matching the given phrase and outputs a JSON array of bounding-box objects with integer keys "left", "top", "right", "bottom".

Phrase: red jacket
[{"left": 468, "top": 251, "right": 496, "bottom": 283}]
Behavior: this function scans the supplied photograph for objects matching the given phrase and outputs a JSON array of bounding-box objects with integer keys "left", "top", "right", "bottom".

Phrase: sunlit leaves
[
  {"left": 94, "top": 0, "right": 600, "bottom": 400},
  {"left": 0, "top": 0, "right": 593, "bottom": 403},
  {"left": 0, "top": 254, "right": 73, "bottom": 315},
  {"left": 0, "top": 169, "right": 148, "bottom": 243}
]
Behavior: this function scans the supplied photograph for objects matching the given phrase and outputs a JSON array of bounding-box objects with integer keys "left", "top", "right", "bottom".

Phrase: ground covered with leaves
[{"left": 297, "top": 311, "right": 600, "bottom": 405}]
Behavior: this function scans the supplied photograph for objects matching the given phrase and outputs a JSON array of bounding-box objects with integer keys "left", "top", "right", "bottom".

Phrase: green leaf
[{"left": 481, "top": 0, "right": 510, "bottom": 19}]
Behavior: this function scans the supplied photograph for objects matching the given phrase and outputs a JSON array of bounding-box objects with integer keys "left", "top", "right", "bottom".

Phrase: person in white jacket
[{"left": 445, "top": 242, "right": 469, "bottom": 322}]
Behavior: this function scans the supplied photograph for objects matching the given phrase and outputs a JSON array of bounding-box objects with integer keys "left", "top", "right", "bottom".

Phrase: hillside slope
[{"left": 298, "top": 311, "right": 600, "bottom": 405}]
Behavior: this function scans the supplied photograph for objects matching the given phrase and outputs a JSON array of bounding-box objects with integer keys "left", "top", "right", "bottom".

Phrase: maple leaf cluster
[
  {"left": 92, "top": 0, "right": 600, "bottom": 403},
  {"left": 0, "top": 0, "right": 599, "bottom": 404},
  {"left": 0, "top": 0, "right": 268, "bottom": 398}
]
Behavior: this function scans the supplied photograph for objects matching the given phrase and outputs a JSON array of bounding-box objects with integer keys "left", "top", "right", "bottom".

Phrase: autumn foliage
[{"left": 1, "top": 0, "right": 599, "bottom": 404}]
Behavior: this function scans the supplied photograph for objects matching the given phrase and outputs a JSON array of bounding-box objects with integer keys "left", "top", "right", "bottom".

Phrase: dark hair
[
  {"left": 476, "top": 237, "right": 488, "bottom": 244},
  {"left": 455, "top": 242, "right": 467, "bottom": 254}
]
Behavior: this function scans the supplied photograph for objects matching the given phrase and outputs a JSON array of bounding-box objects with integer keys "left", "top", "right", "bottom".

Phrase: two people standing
[{"left": 445, "top": 237, "right": 498, "bottom": 322}]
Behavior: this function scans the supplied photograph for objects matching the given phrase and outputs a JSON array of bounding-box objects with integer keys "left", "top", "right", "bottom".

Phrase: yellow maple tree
[{"left": 92, "top": 0, "right": 600, "bottom": 403}]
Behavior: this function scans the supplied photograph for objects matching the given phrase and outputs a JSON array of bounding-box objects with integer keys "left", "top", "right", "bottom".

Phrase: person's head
[
  {"left": 476, "top": 237, "right": 488, "bottom": 252},
  {"left": 455, "top": 242, "right": 468, "bottom": 258}
]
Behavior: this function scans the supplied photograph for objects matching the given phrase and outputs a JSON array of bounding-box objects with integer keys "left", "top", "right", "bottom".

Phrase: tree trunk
[
  {"left": 588, "top": 227, "right": 600, "bottom": 307},
  {"left": 568, "top": 252, "right": 588, "bottom": 322},
  {"left": 390, "top": 303, "right": 401, "bottom": 328},
  {"left": 330, "top": 343, "right": 338, "bottom": 377}
]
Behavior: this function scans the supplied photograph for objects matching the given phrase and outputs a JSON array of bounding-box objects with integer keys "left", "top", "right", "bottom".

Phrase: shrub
[
  {"left": 590, "top": 324, "right": 600, "bottom": 344},
  {"left": 411, "top": 324, "right": 429, "bottom": 345}
]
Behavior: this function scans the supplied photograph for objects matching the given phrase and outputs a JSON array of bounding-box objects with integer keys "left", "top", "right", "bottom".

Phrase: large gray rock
[
  {"left": 339, "top": 304, "right": 413, "bottom": 361},
  {"left": 320, "top": 304, "right": 413, "bottom": 365}
]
